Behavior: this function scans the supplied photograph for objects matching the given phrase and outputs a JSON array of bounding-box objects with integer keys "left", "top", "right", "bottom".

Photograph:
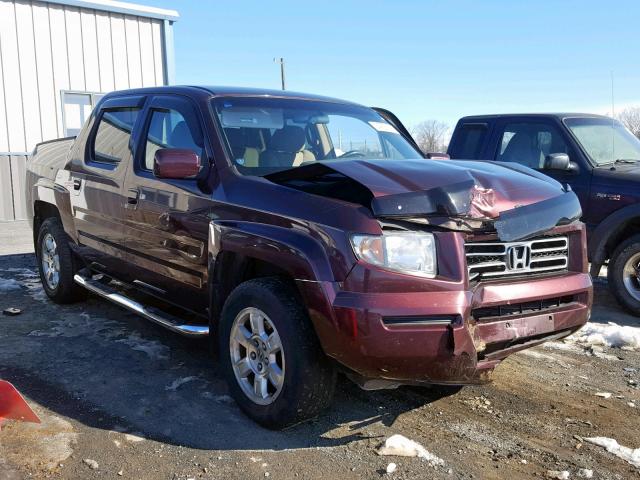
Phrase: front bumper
[{"left": 297, "top": 271, "right": 592, "bottom": 385}]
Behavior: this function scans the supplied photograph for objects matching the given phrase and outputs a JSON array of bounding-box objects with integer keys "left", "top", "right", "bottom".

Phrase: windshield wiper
[{"left": 614, "top": 158, "right": 639, "bottom": 164}]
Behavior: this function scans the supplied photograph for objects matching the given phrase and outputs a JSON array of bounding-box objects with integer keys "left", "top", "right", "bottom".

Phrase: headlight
[{"left": 350, "top": 232, "right": 436, "bottom": 277}]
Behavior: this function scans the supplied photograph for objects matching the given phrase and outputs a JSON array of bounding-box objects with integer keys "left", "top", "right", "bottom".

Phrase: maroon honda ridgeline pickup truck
[{"left": 25, "top": 87, "right": 592, "bottom": 428}]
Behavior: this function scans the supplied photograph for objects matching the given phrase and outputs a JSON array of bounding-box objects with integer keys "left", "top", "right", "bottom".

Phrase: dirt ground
[{"left": 1, "top": 238, "right": 639, "bottom": 479}]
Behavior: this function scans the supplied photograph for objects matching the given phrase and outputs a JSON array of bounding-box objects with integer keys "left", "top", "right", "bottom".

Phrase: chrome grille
[{"left": 466, "top": 236, "right": 568, "bottom": 281}]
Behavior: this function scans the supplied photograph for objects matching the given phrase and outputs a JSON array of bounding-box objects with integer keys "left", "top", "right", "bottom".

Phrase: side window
[
  {"left": 497, "top": 122, "right": 570, "bottom": 169},
  {"left": 449, "top": 124, "right": 486, "bottom": 159},
  {"left": 92, "top": 107, "right": 140, "bottom": 164},
  {"left": 143, "top": 105, "right": 204, "bottom": 171}
]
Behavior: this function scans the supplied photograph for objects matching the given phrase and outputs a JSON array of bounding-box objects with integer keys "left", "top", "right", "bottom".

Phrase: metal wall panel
[
  {"left": 95, "top": 11, "right": 115, "bottom": 92},
  {"left": 0, "top": 0, "right": 171, "bottom": 222},
  {"left": 0, "top": 155, "right": 26, "bottom": 221},
  {"left": 124, "top": 15, "right": 143, "bottom": 88},
  {"left": 32, "top": 2, "right": 59, "bottom": 141},
  {"left": 81, "top": 9, "right": 101, "bottom": 92},
  {"left": 0, "top": 156, "right": 14, "bottom": 221},
  {"left": 0, "top": 0, "right": 27, "bottom": 152},
  {"left": 10, "top": 155, "right": 27, "bottom": 220}
]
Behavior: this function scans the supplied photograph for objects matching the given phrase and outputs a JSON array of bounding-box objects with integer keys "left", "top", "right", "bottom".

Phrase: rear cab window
[
  {"left": 496, "top": 121, "right": 570, "bottom": 170},
  {"left": 449, "top": 123, "right": 487, "bottom": 159},
  {"left": 92, "top": 108, "right": 140, "bottom": 165}
]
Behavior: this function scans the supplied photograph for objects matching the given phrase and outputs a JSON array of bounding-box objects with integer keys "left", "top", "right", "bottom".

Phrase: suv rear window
[
  {"left": 92, "top": 108, "right": 140, "bottom": 164},
  {"left": 449, "top": 123, "right": 487, "bottom": 159}
]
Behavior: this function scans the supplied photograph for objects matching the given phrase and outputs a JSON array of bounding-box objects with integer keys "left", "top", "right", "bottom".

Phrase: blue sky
[{"left": 144, "top": 0, "right": 640, "bottom": 128}]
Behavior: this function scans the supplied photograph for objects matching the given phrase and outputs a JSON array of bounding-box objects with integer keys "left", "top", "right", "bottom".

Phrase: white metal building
[{"left": 0, "top": 0, "right": 179, "bottom": 221}]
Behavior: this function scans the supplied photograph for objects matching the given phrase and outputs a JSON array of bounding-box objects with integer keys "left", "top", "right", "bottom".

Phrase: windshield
[
  {"left": 212, "top": 97, "right": 422, "bottom": 175},
  {"left": 564, "top": 117, "right": 640, "bottom": 166}
]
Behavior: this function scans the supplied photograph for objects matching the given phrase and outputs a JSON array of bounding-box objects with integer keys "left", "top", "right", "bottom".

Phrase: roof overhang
[{"left": 43, "top": 0, "right": 179, "bottom": 21}]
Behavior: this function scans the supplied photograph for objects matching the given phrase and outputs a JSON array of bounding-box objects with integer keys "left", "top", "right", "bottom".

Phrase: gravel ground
[{"left": 0, "top": 247, "right": 639, "bottom": 480}]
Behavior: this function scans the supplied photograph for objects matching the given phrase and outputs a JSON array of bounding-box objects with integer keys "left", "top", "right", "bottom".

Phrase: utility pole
[{"left": 274, "top": 57, "right": 286, "bottom": 90}]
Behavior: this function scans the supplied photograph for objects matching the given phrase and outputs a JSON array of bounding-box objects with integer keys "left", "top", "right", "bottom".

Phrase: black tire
[
  {"left": 36, "top": 217, "right": 85, "bottom": 304},
  {"left": 608, "top": 233, "right": 640, "bottom": 316},
  {"left": 218, "top": 277, "right": 336, "bottom": 429}
]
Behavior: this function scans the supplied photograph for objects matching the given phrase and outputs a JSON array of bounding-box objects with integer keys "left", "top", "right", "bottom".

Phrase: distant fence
[{"left": 0, "top": 155, "right": 28, "bottom": 221}]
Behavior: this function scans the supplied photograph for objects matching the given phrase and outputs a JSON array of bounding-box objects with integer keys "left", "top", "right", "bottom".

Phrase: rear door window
[
  {"left": 496, "top": 122, "right": 570, "bottom": 169},
  {"left": 449, "top": 123, "right": 487, "bottom": 159},
  {"left": 92, "top": 108, "right": 140, "bottom": 164}
]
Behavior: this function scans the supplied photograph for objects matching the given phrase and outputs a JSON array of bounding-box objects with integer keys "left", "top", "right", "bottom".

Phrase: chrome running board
[{"left": 73, "top": 274, "right": 209, "bottom": 337}]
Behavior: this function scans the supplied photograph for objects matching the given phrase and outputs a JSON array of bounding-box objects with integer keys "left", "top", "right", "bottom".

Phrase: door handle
[
  {"left": 125, "top": 189, "right": 140, "bottom": 209},
  {"left": 73, "top": 179, "right": 82, "bottom": 190}
]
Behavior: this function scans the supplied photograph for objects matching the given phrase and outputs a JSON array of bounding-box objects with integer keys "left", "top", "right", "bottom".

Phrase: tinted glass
[
  {"left": 212, "top": 97, "right": 422, "bottom": 175},
  {"left": 92, "top": 108, "right": 140, "bottom": 164},
  {"left": 449, "top": 124, "right": 486, "bottom": 159},
  {"left": 497, "top": 122, "right": 569, "bottom": 169},
  {"left": 565, "top": 117, "right": 640, "bottom": 165},
  {"left": 144, "top": 108, "right": 204, "bottom": 170}
]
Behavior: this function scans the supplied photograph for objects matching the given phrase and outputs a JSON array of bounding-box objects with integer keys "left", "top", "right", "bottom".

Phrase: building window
[{"left": 61, "top": 91, "right": 105, "bottom": 137}]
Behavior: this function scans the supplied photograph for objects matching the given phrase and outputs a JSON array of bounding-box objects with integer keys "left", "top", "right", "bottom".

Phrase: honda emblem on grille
[{"left": 507, "top": 245, "right": 531, "bottom": 271}]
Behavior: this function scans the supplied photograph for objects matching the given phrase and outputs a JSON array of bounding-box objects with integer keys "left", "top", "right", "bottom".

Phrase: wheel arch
[
  {"left": 589, "top": 203, "right": 640, "bottom": 276},
  {"left": 207, "top": 220, "right": 338, "bottom": 330}
]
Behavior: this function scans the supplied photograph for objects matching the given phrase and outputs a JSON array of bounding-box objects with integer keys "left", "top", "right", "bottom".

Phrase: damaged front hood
[
  {"left": 322, "top": 159, "right": 565, "bottom": 217},
  {"left": 266, "top": 159, "right": 582, "bottom": 241}
]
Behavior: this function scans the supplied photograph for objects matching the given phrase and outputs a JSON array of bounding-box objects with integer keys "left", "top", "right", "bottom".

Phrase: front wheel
[
  {"left": 608, "top": 234, "right": 640, "bottom": 316},
  {"left": 219, "top": 277, "right": 336, "bottom": 429}
]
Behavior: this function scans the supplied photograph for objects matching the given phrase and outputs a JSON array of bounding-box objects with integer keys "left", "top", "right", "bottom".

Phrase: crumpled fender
[
  {"left": 208, "top": 220, "right": 339, "bottom": 282},
  {"left": 0, "top": 380, "right": 40, "bottom": 429}
]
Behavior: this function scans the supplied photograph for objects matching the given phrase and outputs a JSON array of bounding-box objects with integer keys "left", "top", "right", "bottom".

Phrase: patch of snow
[
  {"left": 165, "top": 376, "right": 198, "bottom": 391},
  {"left": 386, "top": 462, "right": 397, "bottom": 474},
  {"left": 585, "top": 436, "right": 640, "bottom": 468},
  {"left": 546, "top": 471, "right": 570, "bottom": 479},
  {"left": 566, "top": 322, "right": 640, "bottom": 350},
  {"left": 544, "top": 341, "right": 584, "bottom": 353},
  {"left": 115, "top": 333, "right": 169, "bottom": 360},
  {"left": 518, "top": 349, "right": 556, "bottom": 361},
  {"left": 0, "top": 277, "right": 21, "bottom": 292},
  {"left": 83, "top": 459, "right": 99, "bottom": 470},
  {"left": 377, "top": 434, "right": 444, "bottom": 466},
  {"left": 577, "top": 468, "right": 593, "bottom": 478},
  {"left": 123, "top": 433, "right": 145, "bottom": 443},
  {"left": 594, "top": 392, "right": 612, "bottom": 399},
  {"left": 213, "top": 394, "right": 235, "bottom": 405}
]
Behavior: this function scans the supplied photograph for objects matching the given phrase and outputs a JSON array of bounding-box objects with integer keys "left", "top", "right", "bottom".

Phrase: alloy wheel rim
[
  {"left": 229, "top": 307, "right": 285, "bottom": 405},
  {"left": 622, "top": 252, "right": 640, "bottom": 302},
  {"left": 41, "top": 233, "right": 60, "bottom": 290}
]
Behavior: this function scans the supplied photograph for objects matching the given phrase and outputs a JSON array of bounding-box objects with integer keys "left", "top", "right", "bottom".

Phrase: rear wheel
[
  {"left": 608, "top": 234, "right": 640, "bottom": 316},
  {"left": 36, "top": 217, "right": 85, "bottom": 304},
  {"left": 219, "top": 277, "right": 336, "bottom": 429}
]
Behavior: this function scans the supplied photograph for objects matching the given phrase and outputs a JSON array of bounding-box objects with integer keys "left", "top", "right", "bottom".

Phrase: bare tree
[
  {"left": 617, "top": 107, "right": 640, "bottom": 139},
  {"left": 411, "top": 120, "right": 450, "bottom": 153}
]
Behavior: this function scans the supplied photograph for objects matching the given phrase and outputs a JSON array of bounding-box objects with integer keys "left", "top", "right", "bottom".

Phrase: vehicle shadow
[{"left": 0, "top": 252, "right": 458, "bottom": 452}]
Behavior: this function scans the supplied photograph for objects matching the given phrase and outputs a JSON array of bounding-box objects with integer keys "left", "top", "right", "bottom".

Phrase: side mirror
[
  {"left": 545, "top": 153, "right": 578, "bottom": 173},
  {"left": 153, "top": 148, "right": 200, "bottom": 179},
  {"left": 425, "top": 152, "right": 450, "bottom": 160}
]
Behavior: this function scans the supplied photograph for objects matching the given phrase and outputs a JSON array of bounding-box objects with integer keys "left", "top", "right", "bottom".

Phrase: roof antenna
[{"left": 611, "top": 70, "right": 616, "bottom": 163}]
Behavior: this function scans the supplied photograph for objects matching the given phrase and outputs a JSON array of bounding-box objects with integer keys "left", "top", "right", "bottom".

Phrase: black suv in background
[{"left": 448, "top": 113, "right": 640, "bottom": 315}]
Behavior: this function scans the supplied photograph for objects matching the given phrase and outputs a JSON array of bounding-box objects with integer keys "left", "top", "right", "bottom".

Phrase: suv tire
[
  {"left": 219, "top": 277, "right": 336, "bottom": 429},
  {"left": 608, "top": 234, "right": 640, "bottom": 316},
  {"left": 36, "top": 217, "right": 85, "bottom": 304}
]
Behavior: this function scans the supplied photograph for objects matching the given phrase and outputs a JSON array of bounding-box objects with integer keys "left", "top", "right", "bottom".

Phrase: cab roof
[
  {"left": 459, "top": 113, "right": 611, "bottom": 121},
  {"left": 104, "top": 85, "right": 359, "bottom": 106}
]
